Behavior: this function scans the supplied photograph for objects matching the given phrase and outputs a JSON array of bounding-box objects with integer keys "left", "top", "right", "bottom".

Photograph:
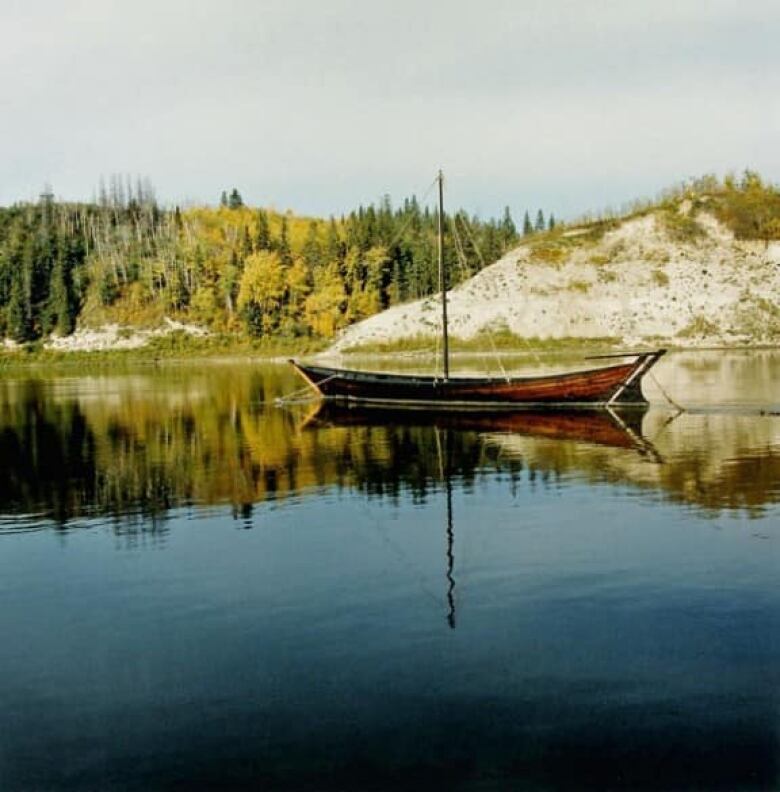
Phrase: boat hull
[{"left": 290, "top": 350, "right": 665, "bottom": 408}]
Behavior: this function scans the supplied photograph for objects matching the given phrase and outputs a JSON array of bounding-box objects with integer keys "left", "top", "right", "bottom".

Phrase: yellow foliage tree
[
  {"left": 190, "top": 286, "right": 219, "bottom": 324},
  {"left": 304, "top": 264, "right": 347, "bottom": 338},
  {"left": 348, "top": 286, "right": 380, "bottom": 323},
  {"left": 237, "top": 251, "right": 286, "bottom": 335},
  {"left": 278, "top": 256, "right": 312, "bottom": 336},
  {"left": 364, "top": 245, "right": 389, "bottom": 293},
  {"left": 285, "top": 257, "right": 311, "bottom": 312}
]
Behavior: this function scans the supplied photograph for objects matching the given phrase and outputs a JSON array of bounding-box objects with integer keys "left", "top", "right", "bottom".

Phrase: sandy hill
[{"left": 328, "top": 205, "right": 780, "bottom": 353}]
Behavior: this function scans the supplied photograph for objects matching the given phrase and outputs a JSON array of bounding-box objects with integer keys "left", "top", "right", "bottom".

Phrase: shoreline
[{"left": 2, "top": 335, "right": 778, "bottom": 373}]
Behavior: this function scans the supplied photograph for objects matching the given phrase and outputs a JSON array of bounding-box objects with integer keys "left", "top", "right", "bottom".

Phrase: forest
[
  {"left": 0, "top": 178, "right": 534, "bottom": 344},
  {"left": 2, "top": 171, "right": 778, "bottom": 347}
]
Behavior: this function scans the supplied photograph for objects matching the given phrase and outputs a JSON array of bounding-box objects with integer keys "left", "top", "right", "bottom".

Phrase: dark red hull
[{"left": 290, "top": 350, "right": 665, "bottom": 408}]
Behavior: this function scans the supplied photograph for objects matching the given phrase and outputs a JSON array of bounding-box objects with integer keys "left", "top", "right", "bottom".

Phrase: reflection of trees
[
  {"left": 649, "top": 415, "right": 780, "bottom": 516},
  {"left": 0, "top": 370, "right": 520, "bottom": 524},
  {"left": 487, "top": 410, "right": 780, "bottom": 517},
  {"left": 317, "top": 421, "right": 517, "bottom": 503},
  {"left": 0, "top": 367, "right": 778, "bottom": 525},
  {"left": 0, "top": 380, "right": 96, "bottom": 525}
]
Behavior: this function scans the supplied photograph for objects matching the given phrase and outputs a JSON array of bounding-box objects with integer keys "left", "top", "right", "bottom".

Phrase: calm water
[{"left": 0, "top": 350, "right": 778, "bottom": 790}]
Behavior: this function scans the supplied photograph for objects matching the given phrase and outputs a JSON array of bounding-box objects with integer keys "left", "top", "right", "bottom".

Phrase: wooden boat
[
  {"left": 290, "top": 350, "right": 665, "bottom": 408},
  {"left": 290, "top": 171, "right": 666, "bottom": 409}
]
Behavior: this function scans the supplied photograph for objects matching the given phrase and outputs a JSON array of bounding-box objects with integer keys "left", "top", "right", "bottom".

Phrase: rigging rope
[
  {"left": 275, "top": 373, "right": 338, "bottom": 405},
  {"left": 383, "top": 175, "right": 439, "bottom": 256},
  {"left": 449, "top": 215, "right": 471, "bottom": 281},
  {"left": 456, "top": 213, "right": 486, "bottom": 269},
  {"left": 434, "top": 309, "right": 441, "bottom": 382},
  {"left": 648, "top": 369, "right": 685, "bottom": 413},
  {"left": 487, "top": 333, "right": 511, "bottom": 383},
  {"left": 444, "top": 215, "right": 542, "bottom": 374}
]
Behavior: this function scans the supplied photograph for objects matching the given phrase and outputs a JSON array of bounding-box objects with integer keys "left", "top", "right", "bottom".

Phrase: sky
[{"left": 1, "top": 0, "right": 779, "bottom": 221}]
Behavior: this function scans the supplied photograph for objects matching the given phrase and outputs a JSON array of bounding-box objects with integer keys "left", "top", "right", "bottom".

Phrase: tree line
[
  {"left": 0, "top": 184, "right": 527, "bottom": 342},
  {"left": 5, "top": 170, "right": 774, "bottom": 345}
]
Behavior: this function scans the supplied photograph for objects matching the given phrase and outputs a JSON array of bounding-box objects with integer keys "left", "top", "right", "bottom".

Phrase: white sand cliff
[
  {"left": 327, "top": 209, "right": 780, "bottom": 354},
  {"left": 43, "top": 318, "right": 208, "bottom": 352}
]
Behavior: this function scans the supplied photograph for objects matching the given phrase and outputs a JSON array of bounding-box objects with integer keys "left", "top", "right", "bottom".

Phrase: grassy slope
[{"left": 332, "top": 184, "right": 780, "bottom": 354}]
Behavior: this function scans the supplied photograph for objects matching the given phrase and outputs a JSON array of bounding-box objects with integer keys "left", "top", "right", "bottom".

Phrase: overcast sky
[{"left": 1, "top": 0, "right": 779, "bottom": 220}]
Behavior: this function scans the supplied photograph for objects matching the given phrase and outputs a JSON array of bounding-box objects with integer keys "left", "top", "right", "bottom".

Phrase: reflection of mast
[
  {"left": 435, "top": 426, "right": 456, "bottom": 629},
  {"left": 445, "top": 468, "right": 455, "bottom": 629}
]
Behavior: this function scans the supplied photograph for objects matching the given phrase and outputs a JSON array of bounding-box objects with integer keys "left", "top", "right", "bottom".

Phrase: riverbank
[
  {"left": 4, "top": 193, "right": 779, "bottom": 370},
  {"left": 2, "top": 329, "right": 777, "bottom": 374},
  {"left": 0, "top": 331, "right": 327, "bottom": 371}
]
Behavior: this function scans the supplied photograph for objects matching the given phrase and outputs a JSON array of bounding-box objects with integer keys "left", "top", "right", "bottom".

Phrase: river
[{"left": 0, "top": 350, "right": 778, "bottom": 790}]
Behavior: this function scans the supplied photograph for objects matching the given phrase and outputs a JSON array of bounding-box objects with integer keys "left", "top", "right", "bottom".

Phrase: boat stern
[
  {"left": 288, "top": 359, "right": 326, "bottom": 397},
  {"left": 608, "top": 349, "right": 667, "bottom": 405}
]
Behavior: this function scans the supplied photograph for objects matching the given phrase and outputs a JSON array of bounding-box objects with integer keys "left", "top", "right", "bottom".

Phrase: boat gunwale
[{"left": 290, "top": 352, "right": 661, "bottom": 389}]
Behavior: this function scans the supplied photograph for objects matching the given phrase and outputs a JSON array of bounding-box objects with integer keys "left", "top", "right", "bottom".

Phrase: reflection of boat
[
  {"left": 302, "top": 401, "right": 655, "bottom": 453},
  {"left": 291, "top": 171, "right": 665, "bottom": 408}
]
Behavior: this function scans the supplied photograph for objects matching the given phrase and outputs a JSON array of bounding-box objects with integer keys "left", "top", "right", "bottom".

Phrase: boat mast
[{"left": 437, "top": 170, "right": 449, "bottom": 380}]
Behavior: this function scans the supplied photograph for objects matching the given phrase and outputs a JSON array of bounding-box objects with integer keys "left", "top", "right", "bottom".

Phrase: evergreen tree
[
  {"left": 219, "top": 191, "right": 228, "bottom": 208},
  {"left": 500, "top": 206, "right": 517, "bottom": 250},
  {"left": 49, "top": 256, "right": 74, "bottom": 335},
  {"left": 535, "top": 209, "right": 545, "bottom": 232},
  {"left": 228, "top": 188, "right": 244, "bottom": 209},
  {"left": 99, "top": 270, "right": 118, "bottom": 306},
  {"left": 482, "top": 223, "right": 502, "bottom": 264},
  {"left": 241, "top": 225, "right": 253, "bottom": 258},
  {"left": 389, "top": 260, "right": 403, "bottom": 305},
  {"left": 302, "top": 221, "right": 322, "bottom": 268},
  {"left": 7, "top": 274, "right": 31, "bottom": 341},
  {"left": 376, "top": 194, "right": 394, "bottom": 244},
  {"left": 523, "top": 210, "right": 533, "bottom": 236},
  {"left": 254, "top": 210, "right": 271, "bottom": 250},
  {"left": 325, "top": 218, "right": 344, "bottom": 264},
  {"left": 277, "top": 216, "right": 293, "bottom": 266},
  {"left": 408, "top": 195, "right": 421, "bottom": 232},
  {"left": 167, "top": 263, "right": 189, "bottom": 311},
  {"left": 242, "top": 302, "right": 264, "bottom": 337},
  {"left": 548, "top": 214, "right": 556, "bottom": 231}
]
